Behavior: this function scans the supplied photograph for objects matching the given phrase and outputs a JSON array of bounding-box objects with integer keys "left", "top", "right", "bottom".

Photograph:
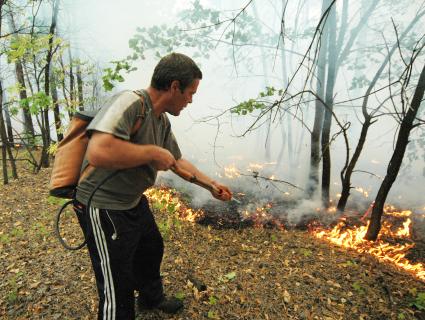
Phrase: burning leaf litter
[{"left": 145, "top": 186, "right": 425, "bottom": 282}]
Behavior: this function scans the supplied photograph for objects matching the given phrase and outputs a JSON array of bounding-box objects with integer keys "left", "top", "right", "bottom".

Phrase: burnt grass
[{"left": 1, "top": 168, "right": 425, "bottom": 320}]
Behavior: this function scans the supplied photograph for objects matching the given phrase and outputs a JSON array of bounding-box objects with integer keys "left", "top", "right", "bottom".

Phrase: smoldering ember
[{"left": 1, "top": 1, "right": 425, "bottom": 320}]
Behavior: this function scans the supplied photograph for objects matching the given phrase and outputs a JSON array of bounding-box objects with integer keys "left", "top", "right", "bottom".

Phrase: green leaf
[
  {"left": 352, "top": 281, "right": 364, "bottom": 294},
  {"left": 410, "top": 292, "right": 425, "bottom": 310},
  {"left": 209, "top": 295, "right": 218, "bottom": 305},
  {"left": 224, "top": 271, "right": 236, "bottom": 280},
  {"left": 207, "top": 310, "right": 219, "bottom": 319},
  {"left": 175, "top": 292, "right": 185, "bottom": 300},
  {"left": 300, "top": 248, "right": 312, "bottom": 257}
]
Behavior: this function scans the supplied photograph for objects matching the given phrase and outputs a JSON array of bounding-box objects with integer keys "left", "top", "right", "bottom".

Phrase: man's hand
[
  {"left": 211, "top": 181, "right": 232, "bottom": 201},
  {"left": 151, "top": 147, "right": 176, "bottom": 171}
]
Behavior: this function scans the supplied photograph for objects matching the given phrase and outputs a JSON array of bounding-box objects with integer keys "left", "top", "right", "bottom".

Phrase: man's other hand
[{"left": 151, "top": 147, "right": 176, "bottom": 171}]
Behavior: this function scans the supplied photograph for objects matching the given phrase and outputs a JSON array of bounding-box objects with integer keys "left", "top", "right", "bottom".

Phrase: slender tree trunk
[
  {"left": 320, "top": 0, "right": 377, "bottom": 207},
  {"left": 76, "top": 62, "right": 84, "bottom": 111},
  {"left": 307, "top": 0, "right": 330, "bottom": 198},
  {"left": 51, "top": 72, "right": 63, "bottom": 141},
  {"left": 68, "top": 47, "right": 76, "bottom": 113},
  {"left": 0, "top": 81, "right": 18, "bottom": 182},
  {"left": 320, "top": 2, "right": 337, "bottom": 207},
  {"left": 8, "top": 7, "right": 35, "bottom": 140},
  {"left": 0, "top": 82, "right": 9, "bottom": 184},
  {"left": 336, "top": 12, "right": 424, "bottom": 212},
  {"left": 365, "top": 62, "right": 425, "bottom": 241},
  {"left": 0, "top": 1, "right": 7, "bottom": 184},
  {"left": 3, "top": 98, "right": 14, "bottom": 143},
  {"left": 59, "top": 55, "right": 73, "bottom": 119},
  {"left": 40, "top": 0, "right": 60, "bottom": 168},
  {"left": 16, "top": 60, "right": 35, "bottom": 139}
]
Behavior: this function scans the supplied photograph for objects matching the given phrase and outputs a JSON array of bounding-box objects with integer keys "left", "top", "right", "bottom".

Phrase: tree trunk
[
  {"left": 336, "top": 11, "right": 424, "bottom": 212},
  {"left": 8, "top": 7, "right": 35, "bottom": 140},
  {"left": 16, "top": 60, "right": 35, "bottom": 140},
  {"left": 320, "top": 2, "right": 337, "bottom": 207},
  {"left": 3, "top": 97, "right": 14, "bottom": 143},
  {"left": 306, "top": 0, "right": 330, "bottom": 198},
  {"left": 59, "top": 55, "right": 73, "bottom": 119},
  {"left": 40, "top": 0, "right": 60, "bottom": 168},
  {"left": 76, "top": 62, "right": 84, "bottom": 111},
  {"left": 51, "top": 72, "right": 63, "bottom": 141},
  {"left": 0, "top": 81, "right": 18, "bottom": 183},
  {"left": 68, "top": 47, "right": 76, "bottom": 113},
  {"left": 365, "top": 62, "right": 425, "bottom": 241},
  {"left": 0, "top": 82, "right": 9, "bottom": 185},
  {"left": 337, "top": 116, "right": 372, "bottom": 211}
]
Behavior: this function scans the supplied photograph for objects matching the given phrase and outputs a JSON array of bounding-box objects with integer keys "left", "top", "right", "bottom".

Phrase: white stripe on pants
[{"left": 89, "top": 207, "right": 116, "bottom": 320}]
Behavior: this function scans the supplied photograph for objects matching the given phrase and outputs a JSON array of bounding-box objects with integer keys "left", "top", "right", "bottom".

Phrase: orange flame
[
  {"left": 312, "top": 218, "right": 424, "bottom": 281},
  {"left": 145, "top": 187, "right": 203, "bottom": 223}
]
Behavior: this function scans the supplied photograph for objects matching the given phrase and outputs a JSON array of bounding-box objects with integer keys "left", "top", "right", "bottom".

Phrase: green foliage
[
  {"left": 32, "top": 222, "right": 49, "bottom": 238},
  {"left": 349, "top": 75, "right": 370, "bottom": 90},
  {"left": 10, "top": 227, "right": 24, "bottom": 238},
  {"left": 231, "top": 98, "right": 266, "bottom": 116},
  {"left": 231, "top": 86, "right": 283, "bottom": 116},
  {"left": 6, "top": 272, "right": 24, "bottom": 304},
  {"left": 102, "top": 59, "right": 137, "bottom": 91},
  {"left": 352, "top": 281, "right": 365, "bottom": 294},
  {"left": 18, "top": 92, "right": 53, "bottom": 115},
  {"left": 47, "top": 196, "right": 68, "bottom": 206},
  {"left": 342, "top": 259, "right": 358, "bottom": 267},
  {"left": 0, "top": 233, "right": 11, "bottom": 244},
  {"left": 7, "top": 33, "right": 63, "bottom": 64},
  {"left": 300, "top": 248, "right": 312, "bottom": 257},
  {"left": 174, "top": 292, "right": 185, "bottom": 300},
  {"left": 209, "top": 295, "right": 218, "bottom": 305},
  {"left": 219, "top": 271, "right": 236, "bottom": 282},
  {"left": 409, "top": 292, "right": 425, "bottom": 310},
  {"left": 48, "top": 142, "right": 58, "bottom": 155},
  {"left": 207, "top": 310, "right": 219, "bottom": 319},
  {"left": 105, "top": 0, "right": 272, "bottom": 88}
]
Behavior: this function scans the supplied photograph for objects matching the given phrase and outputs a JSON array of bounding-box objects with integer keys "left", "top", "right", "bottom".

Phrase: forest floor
[{"left": 1, "top": 167, "right": 425, "bottom": 320}]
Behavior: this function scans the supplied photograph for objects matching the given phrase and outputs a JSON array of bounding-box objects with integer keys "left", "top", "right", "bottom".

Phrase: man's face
[{"left": 167, "top": 79, "right": 200, "bottom": 116}]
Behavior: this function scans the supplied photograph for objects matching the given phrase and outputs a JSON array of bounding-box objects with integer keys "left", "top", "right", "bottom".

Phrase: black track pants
[{"left": 74, "top": 195, "right": 164, "bottom": 320}]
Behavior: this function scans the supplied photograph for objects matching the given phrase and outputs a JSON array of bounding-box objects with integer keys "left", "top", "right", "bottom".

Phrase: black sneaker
[{"left": 139, "top": 296, "right": 183, "bottom": 314}]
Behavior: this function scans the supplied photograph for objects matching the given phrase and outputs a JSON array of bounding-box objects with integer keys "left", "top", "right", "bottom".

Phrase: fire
[
  {"left": 248, "top": 163, "right": 264, "bottom": 171},
  {"left": 223, "top": 164, "right": 240, "bottom": 179},
  {"left": 312, "top": 218, "right": 425, "bottom": 281},
  {"left": 396, "top": 218, "right": 412, "bottom": 238},
  {"left": 145, "top": 180, "right": 424, "bottom": 282},
  {"left": 385, "top": 208, "right": 412, "bottom": 217},
  {"left": 355, "top": 187, "right": 369, "bottom": 198},
  {"left": 144, "top": 187, "right": 203, "bottom": 223}
]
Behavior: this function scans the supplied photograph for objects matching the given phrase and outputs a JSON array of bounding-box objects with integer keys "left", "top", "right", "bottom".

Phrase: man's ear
[{"left": 170, "top": 80, "right": 180, "bottom": 93}]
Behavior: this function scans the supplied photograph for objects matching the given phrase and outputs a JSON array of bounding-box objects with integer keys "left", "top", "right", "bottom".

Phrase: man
[{"left": 73, "top": 53, "right": 232, "bottom": 319}]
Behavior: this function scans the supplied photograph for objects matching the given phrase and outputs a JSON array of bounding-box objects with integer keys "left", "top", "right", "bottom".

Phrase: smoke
[{"left": 38, "top": 0, "right": 425, "bottom": 214}]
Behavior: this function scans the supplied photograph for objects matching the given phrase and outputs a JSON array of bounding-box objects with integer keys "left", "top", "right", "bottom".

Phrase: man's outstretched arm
[{"left": 175, "top": 158, "right": 232, "bottom": 201}]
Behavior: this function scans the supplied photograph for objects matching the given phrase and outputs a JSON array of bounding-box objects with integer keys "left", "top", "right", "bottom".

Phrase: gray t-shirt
[{"left": 76, "top": 89, "right": 182, "bottom": 210}]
